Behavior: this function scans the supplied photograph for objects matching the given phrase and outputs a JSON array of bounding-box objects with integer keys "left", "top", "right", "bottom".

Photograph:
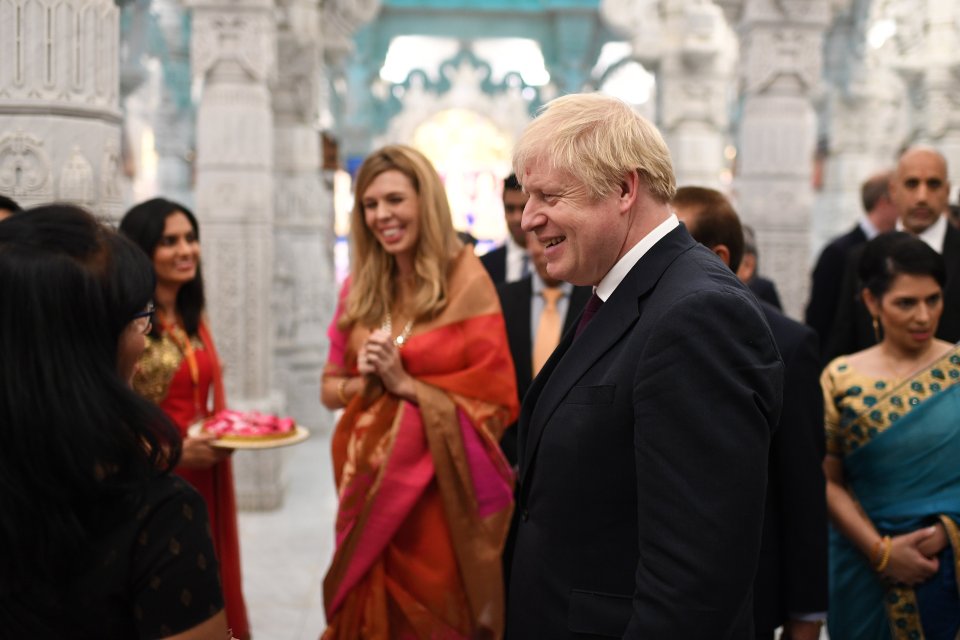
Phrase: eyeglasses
[{"left": 130, "top": 304, "right": 155, "bottom": 335}]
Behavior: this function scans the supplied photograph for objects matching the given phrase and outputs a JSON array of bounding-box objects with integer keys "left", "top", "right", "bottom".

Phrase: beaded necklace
[{"left": 381, "top": 311, "right": 414, "bottom": 348}]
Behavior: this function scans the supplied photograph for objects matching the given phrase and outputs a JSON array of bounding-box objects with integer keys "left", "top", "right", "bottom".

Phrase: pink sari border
[
  {"left": 328, "top": 403, "right": 434, "bottom": 614},
  {"left": 458, "top": 409, "right": 513, "bottom": 518}
]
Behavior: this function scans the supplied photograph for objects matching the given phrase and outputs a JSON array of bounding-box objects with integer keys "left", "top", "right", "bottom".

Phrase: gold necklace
[{"left": 381, "top": 311, "right": 414, "bottom": 348}]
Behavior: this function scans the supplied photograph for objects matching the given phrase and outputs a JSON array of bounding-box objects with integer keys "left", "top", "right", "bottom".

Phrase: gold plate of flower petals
[{"left": 187, "top": 422, "right": 310, "bottom": 450}]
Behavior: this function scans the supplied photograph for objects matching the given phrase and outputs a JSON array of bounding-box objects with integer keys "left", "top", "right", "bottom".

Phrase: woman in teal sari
[{"left": 823, "top": 232, "right": 960, "bottom": 639}]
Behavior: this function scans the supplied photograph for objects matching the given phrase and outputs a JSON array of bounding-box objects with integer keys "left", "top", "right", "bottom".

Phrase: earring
[{"left": 872, "top": 316, "right": 881, "bottom": 343}]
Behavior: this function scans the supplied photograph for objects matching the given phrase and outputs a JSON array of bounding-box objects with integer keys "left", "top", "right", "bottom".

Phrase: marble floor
[{"left": 237, "top": 417, "right": 337, "bottom": 640}]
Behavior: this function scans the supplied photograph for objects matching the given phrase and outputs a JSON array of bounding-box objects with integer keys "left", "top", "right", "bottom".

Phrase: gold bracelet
[
  {"left": 874, "top": 535, "right": 892, "bottom": 573},
  {"left": 870, "top": 537, "right": 884, "bottom": 565},
  {"left": 337, "top": 377, "right": 350, "bottom": 405}
]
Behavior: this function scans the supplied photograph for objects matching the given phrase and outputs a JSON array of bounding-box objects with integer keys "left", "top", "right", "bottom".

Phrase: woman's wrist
[
  {"left": 337, "top": 377, "right": 352, "bottom": 405},
  {"left": 872, "top": 535, "right": 892, "bottom": 573}
]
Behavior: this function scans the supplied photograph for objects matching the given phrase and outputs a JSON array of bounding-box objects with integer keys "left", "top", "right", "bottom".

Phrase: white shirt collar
[
  {"left": 596, "top": 214, "right": 680, "bottom": 302},
  {"left": 859, "top": 217, "right": 880, "bottom": 240},
  {"left": 896, "top": 213, "right": 947, "bottom": 254},
  {"left": 505, "top": 236, "right": 528, "bottom": 282}
]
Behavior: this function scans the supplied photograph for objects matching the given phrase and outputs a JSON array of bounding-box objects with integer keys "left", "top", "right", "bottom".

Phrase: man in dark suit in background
[
  {"left": 480, "top": 173, "right": 529, "bottom": 284},
  {"left": 739, "top": 224, "right": 783, "bottom": 309},
  {"left": 825, "top": 146, "right": 960, "bottom": 361},
  {"left": 496, "top": 231, "right": 591, "bottom": 592},
  {"left": 805, "top": 171, "right": 897, "bottom": 351},
  {"left": 674, "top": 186, "right": 828, "bottom": 640},
  {"left": 496, "top": 231, "right": 591, "bottom": 467},
  {"left": 506, "top": 93, "right": 783, "bottom": 639}
]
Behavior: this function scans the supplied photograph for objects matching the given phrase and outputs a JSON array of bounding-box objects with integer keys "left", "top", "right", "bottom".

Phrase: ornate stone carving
[
  {"left": 735, "top": 0, "right": 829, "bottom": 318},
  {"left": 191, "top": 13, "right": 275, "bottom": 84},
  {"left": 100, "top": 137, "right": 124, "bottom": 206},
  {"left": 59, "top": 146, "right": 95, "bottom": 204},
  {"left": 322, "top": 0, "right": 382, "bottom": 63},
  {"left": 382, "top": 57, "right": 533, "bottom": 153},
  {"left": 600, "top": 0, "right": 664, "bottom": 63},
  {"left": 0, "top": 131, "right": 53, "bottom": 199},
  {"left": 0, "top": 0, "right": 118, "bottom": 108},
  {"left": 742, "top": 27, "right": 824, "bottom": 94}
]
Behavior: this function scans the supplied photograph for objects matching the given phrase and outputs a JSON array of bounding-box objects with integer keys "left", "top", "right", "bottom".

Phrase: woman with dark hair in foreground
[
  {"left": 0, "top": 205, "right": 228, "bottom": 638},
  {"left": 823, "top": 232, "right": 960, "bottom": 639},
  {"left": 120, "top": 198, "right": 249, "bottom": 638}
]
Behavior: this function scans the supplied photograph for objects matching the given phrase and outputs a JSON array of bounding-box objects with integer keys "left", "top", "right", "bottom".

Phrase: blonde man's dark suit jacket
[{"left": 506, "top": 225, "right": 784, "bottom": 639}]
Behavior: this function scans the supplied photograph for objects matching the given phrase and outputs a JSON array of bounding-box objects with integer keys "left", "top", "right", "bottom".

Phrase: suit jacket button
[{"left": 521, "top": 508, "right": 529, "bottom": 521}]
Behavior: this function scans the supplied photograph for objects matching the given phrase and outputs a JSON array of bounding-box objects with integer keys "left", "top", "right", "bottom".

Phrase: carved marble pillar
[
  {"left": 812, "top": 1, "right": 907, "bottom": 254},
  {"left": 322, "top": 0, "right": 381, "bottom": 162},
  {"left": 153, "top": 0, "right": 195, "bottom": 206},
  {"left": 734, "top": 0, "right": 829, "bottom": 319},
  {"left": 272, "top": 0, "right": 336, "bottom": 435},
  {"left": 0, "top": 0, "right": 123, "bottom": 217},
  {"left": 187, "top": 0, "right": 280, "bottom": 508},
  {"left": 890, "top": 0, "right": 960, "bottom": 179},
  {"left": 815, "top": 67, "right": 907, "bottom": 251},
  {"left": 658, "top": 0, "right": 738, "bottom": 188}
]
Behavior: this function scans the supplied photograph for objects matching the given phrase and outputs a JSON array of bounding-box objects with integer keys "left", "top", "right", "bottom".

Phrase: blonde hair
[
  {"left": 513, "top": 93, "right": 676, "bottom": 203},
  {"left": 340, "top": 144, "right": 460, "bottom": 329}
]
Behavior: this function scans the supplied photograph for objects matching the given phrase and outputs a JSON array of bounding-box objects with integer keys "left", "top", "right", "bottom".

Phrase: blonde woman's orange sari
[{"left": 322, "top": 247, "right": 518, "bottom": 640}]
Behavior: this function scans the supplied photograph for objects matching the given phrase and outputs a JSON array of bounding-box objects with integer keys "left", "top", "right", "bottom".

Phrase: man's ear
[
  {"left": 711, "top": 244, "right": 731, "bottom": 268},
  {"left": 618, "top": 170, "right": 640, "bottom": 213}
]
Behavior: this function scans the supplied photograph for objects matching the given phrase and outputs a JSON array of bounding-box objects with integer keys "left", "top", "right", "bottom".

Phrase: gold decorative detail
[{"left": 381, "top": 311, "right": 413, "bottom": 348}]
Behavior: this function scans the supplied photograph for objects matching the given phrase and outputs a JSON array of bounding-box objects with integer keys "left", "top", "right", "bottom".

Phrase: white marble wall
[{"left": 0, "top": 0, "right": 123, "bottom": 216}]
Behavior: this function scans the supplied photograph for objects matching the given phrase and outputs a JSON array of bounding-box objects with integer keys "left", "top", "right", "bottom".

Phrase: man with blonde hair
[{"left": 507, "top": 92, "right": 783, "bottom": 638}]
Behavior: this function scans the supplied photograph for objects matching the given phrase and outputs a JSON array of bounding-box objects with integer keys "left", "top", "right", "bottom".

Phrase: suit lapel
[
  {"left": 518, "top": 226, "right": 696, "bottom": 486},
  {"left": 562, "top": 286, "right": 593, "bottom": 334}
]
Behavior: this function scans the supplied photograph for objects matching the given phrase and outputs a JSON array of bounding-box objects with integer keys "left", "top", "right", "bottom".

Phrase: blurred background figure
[
  {"left": 319, "top": 145, "right": 517, "bottom": 639},
  {"left": 673, "top": 186, "right": 828, "bottom": 640},
  {"left": 0, "top": 205, "right": 228, "bottom": 638},
  {"left": 825, "top": 147, "right": 960, "bottom": 362},
  {"left": 495, "top": 230, "right": 591, "bottom": 592},
  {"left": 0, "top": 195, "right": 22, "bottom": 221},
  {"left": 481, "top": 173, "right": 530, "bottom": 284},
  {"left": 822, "top": 232, "right": 960, "bottom": 639},
  {"left": 806, "top": 171, "right": 898, "bottom": 350},
  {"left": 120, "top": 198, "right": 250, "bottom": 639},
  {"left": 496, "top": 230, "right": 591, "bottom": 467},
  {"left": 739, "top": 224, "right": 783, "bottom": 310}
]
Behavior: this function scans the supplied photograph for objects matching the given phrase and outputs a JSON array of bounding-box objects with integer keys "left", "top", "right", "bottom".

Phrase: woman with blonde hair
[{"left": 320, "top": 144, "right": 518, "bottom": 639}]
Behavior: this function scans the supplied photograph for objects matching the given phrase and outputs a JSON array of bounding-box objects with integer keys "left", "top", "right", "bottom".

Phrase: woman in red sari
[
  {"left": 320, "top": 145, "right": 519, "bottom": 639},
  {"left": 121, "top": 198, "right": 250, "bottom": 639}
]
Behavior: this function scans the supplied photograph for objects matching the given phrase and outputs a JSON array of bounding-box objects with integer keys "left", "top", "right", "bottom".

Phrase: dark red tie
[{"left": 575, "top": 293, "right": 603, "bottom": 339}]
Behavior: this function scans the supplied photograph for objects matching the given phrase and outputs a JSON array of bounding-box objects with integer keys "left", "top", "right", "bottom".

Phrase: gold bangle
[
  {"left": 337, "top": 377, "right": 350, "bottom": 405},
  {"left": 874, "top": 535, "right": 892, "bottom": 573}
]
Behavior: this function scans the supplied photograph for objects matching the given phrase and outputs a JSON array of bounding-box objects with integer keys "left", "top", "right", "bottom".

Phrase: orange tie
[{"left": 533, "top": 287, "right": 563, "bottom": 375}]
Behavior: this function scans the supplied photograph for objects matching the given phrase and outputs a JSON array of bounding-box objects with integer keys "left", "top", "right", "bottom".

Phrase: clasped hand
[
  {"left": 358, "top": 329, "right": 414, "bottom": 398},
  {"left": 883, "top": 525, "right": 947, "bottom": 585}
]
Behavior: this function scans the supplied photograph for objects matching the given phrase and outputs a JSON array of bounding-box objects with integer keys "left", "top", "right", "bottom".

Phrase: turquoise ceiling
[{"left": 341, "top": 0, "right": 615, "bottom": 157}]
